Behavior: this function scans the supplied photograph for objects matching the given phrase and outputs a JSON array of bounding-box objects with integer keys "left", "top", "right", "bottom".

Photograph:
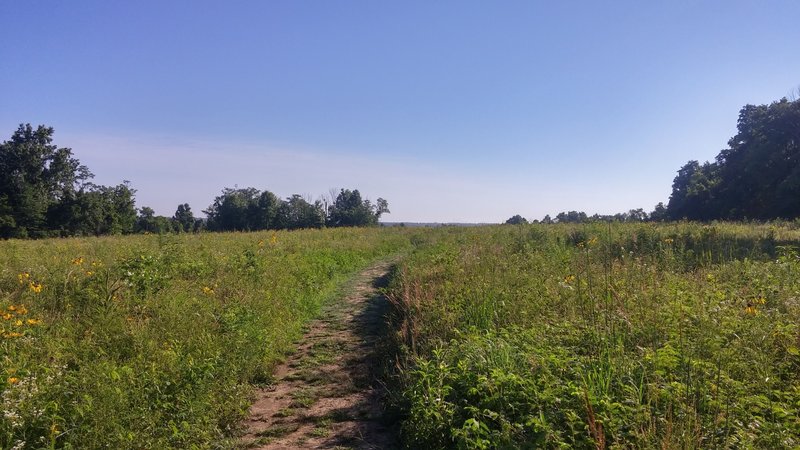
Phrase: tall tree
[
  {"left": 0, "top": 124, "right": 92, "bottom": 237},
  {"left": 326, "top": 189, "right": 389, "bottom": 227},
  {"left": 173, "top": 203, "right": 195, "bottom": 232}
]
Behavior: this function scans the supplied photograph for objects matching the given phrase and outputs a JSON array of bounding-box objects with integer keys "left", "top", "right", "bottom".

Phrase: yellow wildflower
[
  {"left": 3, "top": 332, "right": 22, "bottom": 338},
  {"left": 744, "top": 304, "right": 758, "bottom": 315},
  {"left": 2, "top": 313, "right": 11, "bottom": 320},
  {"left": 8, "top": 305, "right": 16, "bottom": 311},
  {"left": 17, "top": 272, "right": 30, "bottom": 284},
  {"left": 201, "top": 286, "right": 215, "bottom": 296},
  {"left": 16, "top": 306, "right": 27, "bottom": 315},
  {"left": 29, "top": 282, "right": 43, "bottom": 293},
  {"left": 26, "top": 319, "right": 40, "bottom": 325},
  {"left": 71, "top": 257, "right": 84, "bottom": 266},
  {"left": 755, "top": 296, "right": 766, "bottom": 305},
  {"left": 7, "top": 377, "right": 19, "bottom": 384},
  {"left": 85, "top": 271, "right": 94, "bottom": 277},
  {"left": 587, "top": 237, "right": 598, "bottom": 246},
  {"left": 663, "top": 238, "right": 674, "bottom": 244},
  {"left": 258, "top": 239, "right": 265, "bottom": 247},
  {"left": 270, "top": 233, "right": 278, "bottom": 245},
  {"left": 14, "top": 320, "right": 23, "bottom": 327},
  {"left": 564, "top": 275, "right": 576, "bottom": 284}
]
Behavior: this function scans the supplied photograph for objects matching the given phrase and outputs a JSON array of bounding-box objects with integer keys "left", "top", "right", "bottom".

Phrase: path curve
[{"left": 240, "top": 262, "right": 398, "bottom": 449}]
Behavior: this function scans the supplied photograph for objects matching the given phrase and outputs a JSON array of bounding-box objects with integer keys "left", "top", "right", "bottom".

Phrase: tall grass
[
  {"left": 0, "top": 227, "right": 420, "bottom": 449},
  {"left": 389, "top": 222, "right": 800, "bottom": 449}
]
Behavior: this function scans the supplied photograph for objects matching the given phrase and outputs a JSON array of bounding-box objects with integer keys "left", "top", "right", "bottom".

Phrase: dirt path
[{"left": 240, "top": 262, "right": 399, "bottom": 449}]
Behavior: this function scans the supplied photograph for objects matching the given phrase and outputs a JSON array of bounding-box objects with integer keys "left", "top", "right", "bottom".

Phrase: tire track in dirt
[{"left": 240, "top": 262, "right": 398, "bottom": 449}]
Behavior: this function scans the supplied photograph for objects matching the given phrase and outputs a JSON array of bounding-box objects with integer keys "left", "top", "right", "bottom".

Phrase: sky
[{"left": 1, "top": 1, "right": 799, "bottom": 223}]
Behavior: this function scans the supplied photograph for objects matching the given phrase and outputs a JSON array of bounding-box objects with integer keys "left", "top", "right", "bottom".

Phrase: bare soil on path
[{"left": 240, "top": 262, "right": 399, "bottom": 449}]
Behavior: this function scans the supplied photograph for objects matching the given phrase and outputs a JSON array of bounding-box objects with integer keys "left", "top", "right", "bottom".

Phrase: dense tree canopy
[
  {"left": 0, "top": 125, "right": 388, "bottom": 238},
  {"left": 0, "top": 124, "right": 136, "bottom": 237},
  {"left": 666, "top": 97, "right": 800, "bottom": 220},
  {"left": 326, "top": 189, "right": 389, "bottom": 227}
]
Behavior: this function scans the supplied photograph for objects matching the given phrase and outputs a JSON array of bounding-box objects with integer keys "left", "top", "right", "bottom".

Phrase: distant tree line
[
  {"left": 0, "top": 124, "right": 389, "bottom": 239},
  {"left": 505, "top": 94, "right": 799, "bottom": 225},
  {"left": 666, "top": 97, "right": 800, "bottom": 220}
]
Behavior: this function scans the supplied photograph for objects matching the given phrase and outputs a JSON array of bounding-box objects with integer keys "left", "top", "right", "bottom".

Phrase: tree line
[
  {"left": 506, "top": 94, "right": 799, "bottom": 225},
  {"left": 0, "top": 124, "right": 389, "bottom": 238}
]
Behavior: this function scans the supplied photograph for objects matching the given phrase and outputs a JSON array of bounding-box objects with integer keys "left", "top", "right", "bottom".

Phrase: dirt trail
[{"left": 240, "top": 262, "right": 398, "bottom": 449}]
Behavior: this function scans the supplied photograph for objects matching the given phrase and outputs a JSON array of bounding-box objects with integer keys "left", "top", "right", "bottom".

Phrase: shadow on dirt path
[{"left": 239, "top": 261, "right": 399, "bottom": 449}]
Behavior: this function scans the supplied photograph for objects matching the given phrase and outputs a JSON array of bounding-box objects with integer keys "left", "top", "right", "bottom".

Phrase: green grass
[
  {"left": 0, "top": 227, "right": 423, "bottom": 449},
  {"left": 388, "top": 222, "right": 800, "bottom": 449},
  {"left": 4, "top": 222, "right": 799, "bottom": 449}
]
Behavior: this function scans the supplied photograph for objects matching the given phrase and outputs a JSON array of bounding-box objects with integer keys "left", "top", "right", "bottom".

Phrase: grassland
[
  {"left": 0, "top": 227, "right": 419, "bottom": 449},
  {"left": 2, "top": 223, "right": 800, "bottom": 449},
  {"left": 388, "top": 222, "right": 800, "bottom": 448}
]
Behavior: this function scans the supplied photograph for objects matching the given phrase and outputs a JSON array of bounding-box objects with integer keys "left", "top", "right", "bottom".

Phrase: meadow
[
  {"left": 0, "top": 227, "right": 419, "bottom": 449},
  {"left": 388, "top": 222, "right": 800, "bottom": 448},
  {"left": 2, "top": 223, "right": 799, "bottom": 449}
]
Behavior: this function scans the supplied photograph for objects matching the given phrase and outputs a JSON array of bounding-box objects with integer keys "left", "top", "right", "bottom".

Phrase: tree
[
  {"left": 277, "top": 195, "right": 325, "bottom": 230},
  {"left": 204, "top": 187, "right": 260, "bottom": 231},
  {"left": 0, "top": 124, "right": 92, "bottom": 237},
  {"left": 505, "top": 215, "right": 528, "bottom": 225},
  {"left": 649, "top": 202, "right": 668, "bottom": 222},
  {"left": 665, "top": 96, "right": 800, "bottom": 220},
  {"left": 173, "top": 203, "right": 195, "bottom": 232},
  {"left": 326, "top": 189, "right": 389, "bottom": 227}
]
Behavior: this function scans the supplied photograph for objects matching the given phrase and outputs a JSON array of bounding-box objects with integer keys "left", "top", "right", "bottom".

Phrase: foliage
[
  {"left": 0, "top": 124, "right": 92, "bottom": 238},
  {"left": 389, "top": 223, "right": 800, "bottom": 449},
  {"left": 0, "top": 124, "right": 139, "bottom": 238},
  {"left": 504, "top": 215, "right": 527, "bottom": 225},
  {"left": 327, "top": 189, "right": 389, "bottom": 227},
  {"left": 0, "top": 227, "right": 419, "bottom": 448},
  {"left": 667, "top": 97, "right": 800, "bottom": 220}
]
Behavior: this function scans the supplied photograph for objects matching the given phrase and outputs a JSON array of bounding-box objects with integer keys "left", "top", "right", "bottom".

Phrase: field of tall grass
[
  {"left": 3, "top": 222, "right": 800, "bottom": 449},
  {"left": 0, "top": 227, "right": 420, "bottom": 449},
  {"left": 388, "top": 223, "right": 800, "bottom": 449}
]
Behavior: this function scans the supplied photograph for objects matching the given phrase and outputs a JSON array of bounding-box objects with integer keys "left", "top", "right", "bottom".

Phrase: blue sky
[{"left": 2, "top": 1, "right": 799, "bottom": 222}]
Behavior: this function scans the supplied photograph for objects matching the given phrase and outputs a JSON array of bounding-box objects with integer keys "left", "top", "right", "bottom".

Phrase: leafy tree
[
  {"left": 326, "top": 189, "right": 389, "bottom": 227},
  {"left": 554, "top": 211, "right": 588, "bottom": 223},
  {"left": 277, "top": 195, "right": 325, "bottom": 230},
  {"left": 0, "top": 124, "right": 92, "bottom": 237},
  {"left": 505, "top": 215, "right": 528, "bottom": 225},
  {"left": 649, "top": 202, "right": 668, "bottom": 222},
  {"left": 173, "top": 203, "right": 195, "bottom": 232},
  {"left": 666, "top": 97, "right": 800, "bottom": 220},
  {"left": 204, "top": 187, "right": 260, "bottom": 231}
]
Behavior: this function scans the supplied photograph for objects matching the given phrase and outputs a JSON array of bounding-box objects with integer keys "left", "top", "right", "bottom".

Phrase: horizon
[{"left": 2, "top": 1, "right": 799, "bottom": 222}]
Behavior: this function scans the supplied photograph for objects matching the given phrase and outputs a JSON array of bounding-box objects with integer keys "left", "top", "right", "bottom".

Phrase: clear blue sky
[{"left": 2, "top": 1, "right": 798, "bottom": 222}]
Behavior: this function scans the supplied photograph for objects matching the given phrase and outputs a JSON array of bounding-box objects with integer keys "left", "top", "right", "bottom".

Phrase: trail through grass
[{"left": 240, "top": 261, "right": 398, "bottom": 449}]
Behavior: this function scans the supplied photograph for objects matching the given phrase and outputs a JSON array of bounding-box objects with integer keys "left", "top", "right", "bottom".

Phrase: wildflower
[
  {"left": 201, "top": 286, "right": 215, "bottom": 296},
  {"left": 706, "top": 274, "right": 716, "bottom": 283},
  {"left": 3, "top": 332, "right": 22, "bottom": 338},
  {"left": 7, "top": 377, "right": 19, "bottom": 384},
  {"left": 26, "top": 319, "right": 40, "bottom": 325},
  {"left": 14, "top": 320, "right": 23, "bottom": 327},
  {"left": 29, "top": 282, "right": 43, "bottom": 293},
  {"left": 587, "top": 237, "right": 598, "bottom": 246},
  {"left": 16, "top": 306, "right": 27, "bottom": 315},
  {"left": 8, "top": 305, "right": 16, "bottom": 312},
  {"left": 564, "top": 275, "right": 576, "bottom": 284},
  {"left": 663, "top": 238, "right": 674, "bottom": 244},
  {"left": 71, "top": 257, "right": 84, "bottom": 266},
  {"left": 258, "top": 239, "right": 265, "bottom": 247},
  {"left": 755, "top": 296, "right": 767, "bottom": 305},
  {"left": 270, "top": 233, "right": 278, "bottom": 245},
  {"left": 17, "top": 272, "right": 30, "bottom": 284},
  {"left": 85, "top": 271, "right": 94, "bottom": 277},
  {"left": 744, "top": 302, "right": 758, "bottom": 315},
  {"left": 2, "top": 313, "right": 11, "bottom": 320}
]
